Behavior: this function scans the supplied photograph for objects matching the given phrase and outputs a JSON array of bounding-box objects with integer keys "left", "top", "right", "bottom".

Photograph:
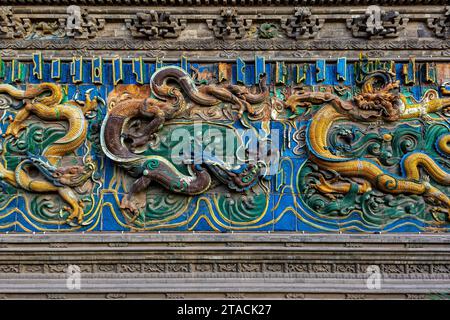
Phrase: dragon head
[
  {"left": 107, "top": 85, "right": 151, "bottom": 112},
  {"left": 352, "top": 71, "right": 402, "bottom": 122},
  {"left": 53, "top": 161, "right": 96, "bottom": 187}
]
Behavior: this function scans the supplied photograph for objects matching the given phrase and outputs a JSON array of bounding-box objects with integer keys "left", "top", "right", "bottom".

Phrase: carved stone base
[{"left": 0, "top": 233, "right": 449, "bottom": 299}]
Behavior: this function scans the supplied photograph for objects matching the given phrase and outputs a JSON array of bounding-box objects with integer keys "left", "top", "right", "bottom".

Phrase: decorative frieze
[
  {"left": 0, "top": 262, "right": 449, "bottom": 275},
  {"left": 125, "top": 10, "right": 186, "bottom": 39},
  {"left": 1, "top": 5, "right": 103, "bottom": 39},
  {"left": 105, "top": 293, "right": 127, "bottom": 299},
  {"left": 286, "top": 293, "right": 305, "bottom": 299},
  {"left": 427, "top": 6, "right": 449, "bottom": 39},
  {"left": 258, "top": 23, "right": 279, "bottom": 39},
  {"left": 1, "top": 38, "right": 448, "bottom": 53},
  {"left": 0, "top": 5, "right": 449, "bottom": 43},
  {"left": 346, "top": 5, "right": 408, "bottom": 39},
  {"left": 0, "top": 264, "right": 19, "bottom": 273},
  {"left": 0, "top": 0, "right": 449, "bottom": 5},
  {"left": 0, "top": 6, "right": 30, "bottom": 39},
  {"left": 0, "top": 232, "right": 448, "bottom": 299},
  {"left": 280, "top": 7, "right": 324, "bottom": 39},
  {"left": 206, "top": 8, "right": 252, "bottom": 40}
]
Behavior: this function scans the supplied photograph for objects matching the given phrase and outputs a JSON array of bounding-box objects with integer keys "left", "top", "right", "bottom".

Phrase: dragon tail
[
  {"left": 0, "top": 83, "right": 63, "bottom": 106},
  {"left": 150, "top": 66, "right": 219, "bottom": 106}
]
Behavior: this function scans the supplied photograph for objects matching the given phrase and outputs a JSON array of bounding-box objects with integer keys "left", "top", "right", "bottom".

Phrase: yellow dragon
[
  {"left": 0, "top": 83, "right": 100, "bottom": 226},
  {"left": 287, "top": 71, "right": 450, "bottom": 221}
]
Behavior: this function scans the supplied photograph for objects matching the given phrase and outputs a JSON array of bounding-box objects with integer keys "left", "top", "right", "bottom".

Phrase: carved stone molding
[
  {"left": 0, "top": 262, "right": 449, "bottom": 275},
  {"left": 1, "top": 5, "right": 104, "bottom": 39},
  {"left": 0, "top": 0, "right": 448, "bottom": 5},
  {"left": 0, "top": 6, "right": 30, "bottom": 39},
  {"left": 0, "top": 233, "right": 448, "bottom": 299},
  {"left": 206, "top": 8, "right": 252, "bottom": 40},
  {"left": 1, "top": 38, "right": 448, "bottom": 52},
  {"left": 125, "top": 10, "right": 186, "bottom": 39},
  {"left": 280, "top": 7, "right": 324, "bottom": 40},
  {"left": 346, "top": 5, "right": 409, "bottom": 39},
  {"left": 427, "top": 6, "right": 449, "bottom": 39}
]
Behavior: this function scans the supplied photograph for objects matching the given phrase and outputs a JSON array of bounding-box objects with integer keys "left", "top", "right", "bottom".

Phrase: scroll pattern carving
[
  {"left": 206, "top": 8, "right": 252, "bottom": 40},
  {"left": 125, "top": 11, "right": 186, "bottom": 39}
]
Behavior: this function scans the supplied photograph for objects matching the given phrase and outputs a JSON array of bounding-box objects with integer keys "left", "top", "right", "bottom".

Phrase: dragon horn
[
  {"left": 96, "top": 96, "right": 106, "bottom": 106},
  {"left": 73, "top": 90, "right": 81, "bottom": 101}
]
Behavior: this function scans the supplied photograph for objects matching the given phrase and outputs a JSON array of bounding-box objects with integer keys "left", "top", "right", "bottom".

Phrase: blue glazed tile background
[{"left": 0, "top": 58, "right": 448, "bottom": 233}]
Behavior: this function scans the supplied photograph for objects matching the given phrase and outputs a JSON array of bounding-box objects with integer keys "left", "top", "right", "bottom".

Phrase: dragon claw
[
  {"left": 3, "top": 123, "right": 26, "bottom": 139},
  {"left": 66, "top": 219, "right": 79, "bottom": 227},
  {"left": 430, "top": 207, "right": 450, "bottom": 222},
  {"left": 63, "top": 204, "right": 85, "bottom": 226},
  {"left": 78, "top": 200, "right": 85, "bottom": 209},
  {"left": 120, "top": 197, "right": 140, "bottom": 223}
]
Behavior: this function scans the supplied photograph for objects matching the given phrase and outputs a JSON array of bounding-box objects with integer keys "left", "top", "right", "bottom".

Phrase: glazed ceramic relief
[{"left": 0, "top": 55, "right": 449, "bottom": 232}]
